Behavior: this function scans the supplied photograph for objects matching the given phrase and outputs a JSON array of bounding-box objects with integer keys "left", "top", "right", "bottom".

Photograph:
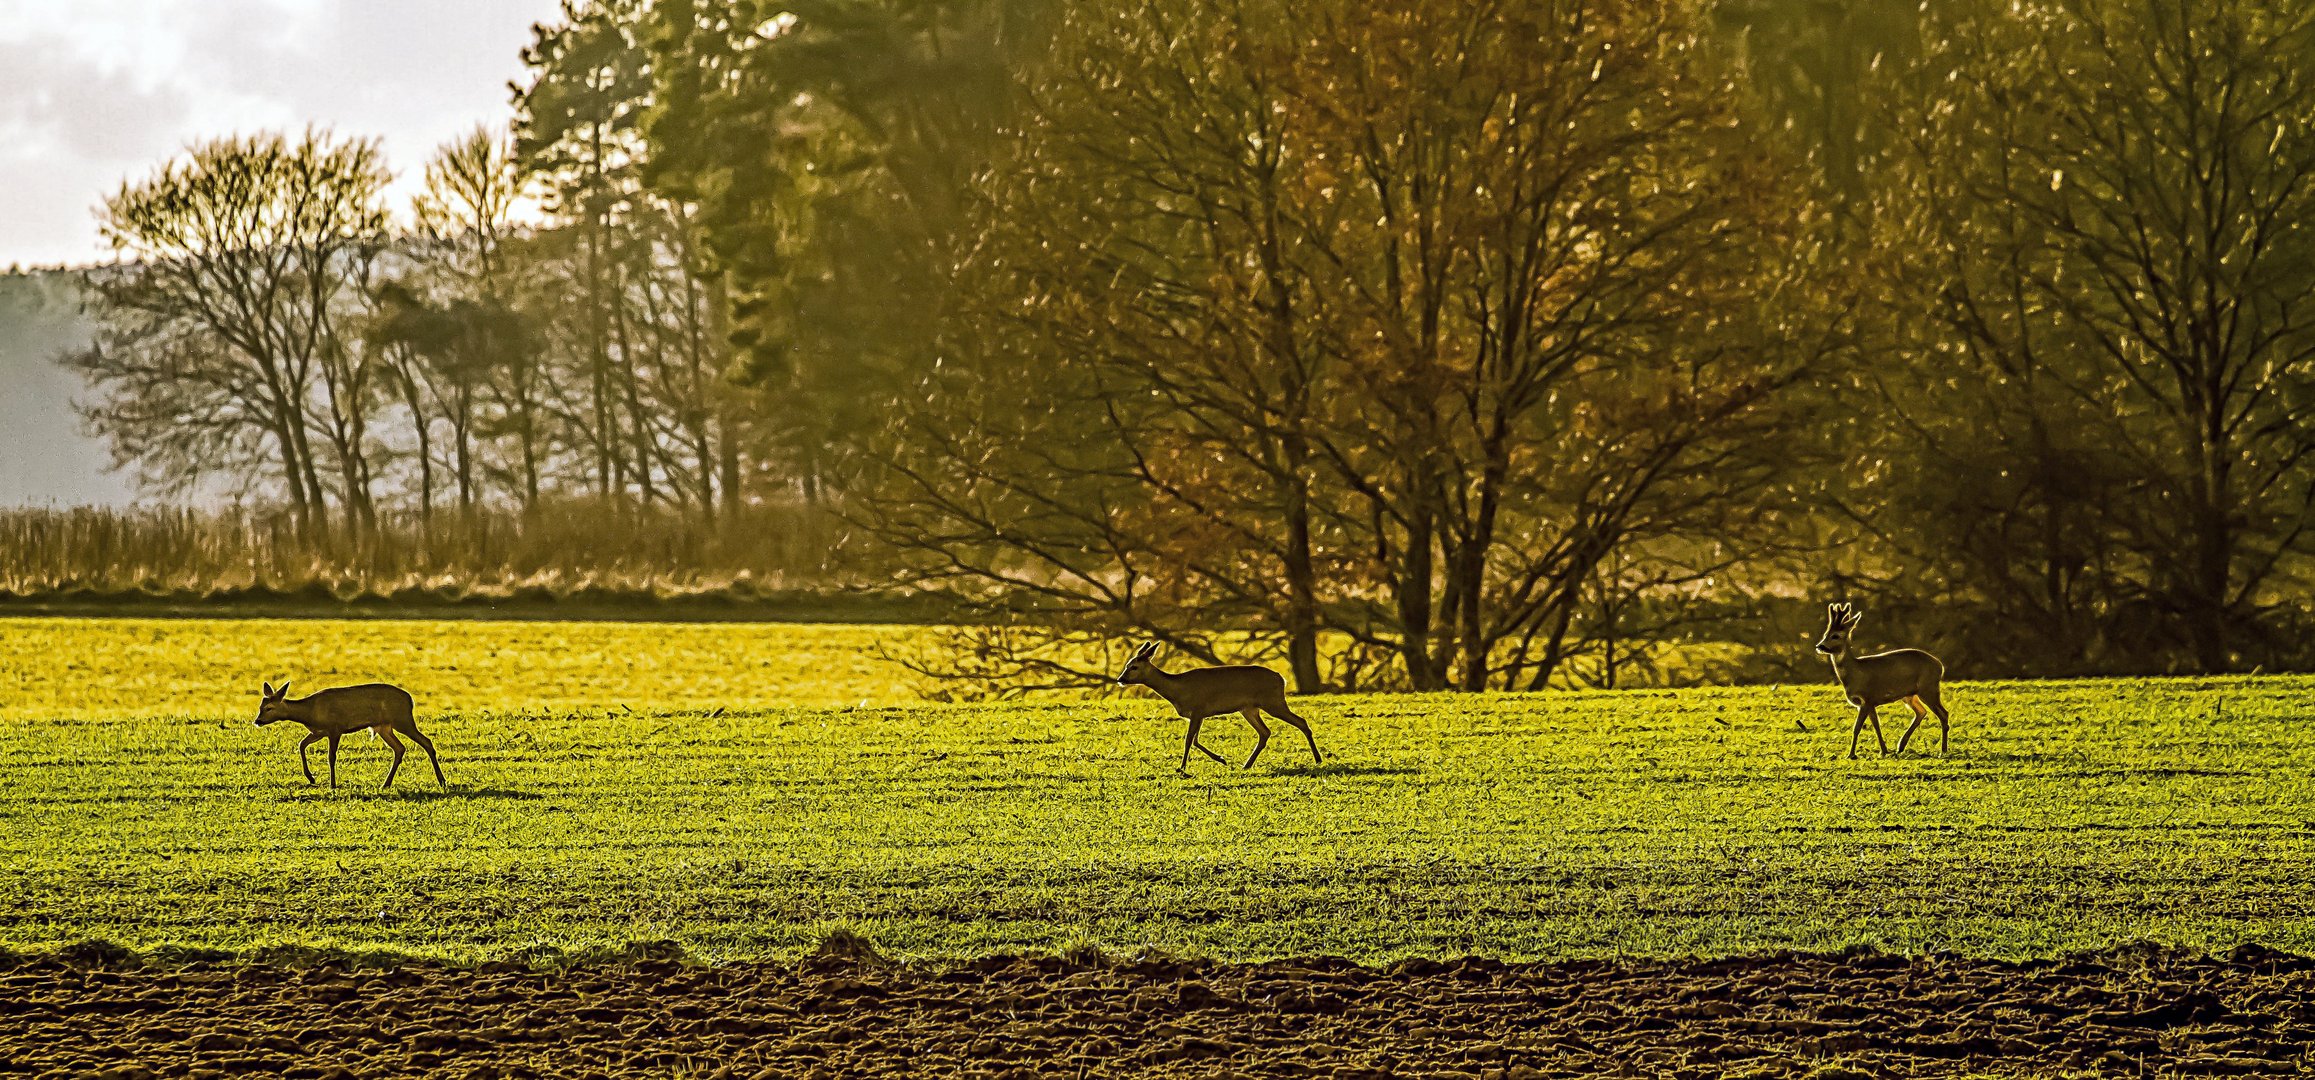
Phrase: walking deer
[
  {"left": 1815, "top": 603, "right": 1951, "bottom": 758},
  {"left": 255, "top": 681, "right": 446, "bottom": 789},
  {"left": 1115, "top": 642, "right": 1322, "bottom": 774}
]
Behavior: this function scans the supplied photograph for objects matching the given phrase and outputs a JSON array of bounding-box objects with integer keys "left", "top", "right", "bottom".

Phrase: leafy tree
[
  {"left": 1708, "top": 0, "right": 1923, "bottom": 209},
  {"left": 516, "top": 0, "right": 660, "bottom": 501},
  {"left": 864, "top": 0, "right": 1831, "bottom": 692},
  {"left": 642, "top": 0, "right": 1049, "bottom": 496},
  {"left": 515, "top": 2, "right": 761, "bottom": 516}
]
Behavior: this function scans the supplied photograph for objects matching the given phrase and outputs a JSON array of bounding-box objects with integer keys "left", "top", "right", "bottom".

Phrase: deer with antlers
[{"left": 1815, "top": 602, "right": 1951, "bottom": 758}]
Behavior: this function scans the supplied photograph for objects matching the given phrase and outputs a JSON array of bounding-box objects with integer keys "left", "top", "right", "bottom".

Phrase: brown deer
[
  {"left": 1815, "top": 603, "right": 1951, "bottom": 758},
  {"left": 1115, "top": 642, "right": 1322, "bottom": 774},
  {"left": 255, "top": 681, "right": 446, "bottom": 789}
]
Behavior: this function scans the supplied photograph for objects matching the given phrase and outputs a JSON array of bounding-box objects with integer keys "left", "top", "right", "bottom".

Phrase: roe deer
[
  {"left": 255, "top": 681, "right": 446, "bottom": 789},
  {"left": 1815, "top": 603, "right": 1951, "bottom": 758},
  {"left": 1115, "top": 642, "right": 1322, "bottom": 774}
]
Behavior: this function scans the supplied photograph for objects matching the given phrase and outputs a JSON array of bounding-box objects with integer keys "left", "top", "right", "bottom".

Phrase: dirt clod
[{"left": 1, "top": 947, "right": 2310, "bottom": 1076}]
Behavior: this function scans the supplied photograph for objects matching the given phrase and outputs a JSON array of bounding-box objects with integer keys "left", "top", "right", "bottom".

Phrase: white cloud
[
  {"left": 0, "top": 38, "right": 190, "bottom": 160},
  {"left": 0, "top": 0, "right": 564, "bottom": 267}
]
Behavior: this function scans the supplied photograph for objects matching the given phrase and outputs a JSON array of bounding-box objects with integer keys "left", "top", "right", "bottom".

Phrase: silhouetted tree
[
  {"left": 861, "top": 0, "right": 1833, "bottom": 692},
  {"left": 643, "top": 0, "right": 1050, "bottom": 498},
  {"left": 72, "top": 131, "right": 393, "bottom": 533},
  {"left": 1851, "top": 0, "right": 2315, "bottom": 674}
]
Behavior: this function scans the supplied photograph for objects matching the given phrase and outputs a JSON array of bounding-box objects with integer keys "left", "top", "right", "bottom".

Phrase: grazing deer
[
  {"left": 1815, "top": 603, "right": 1951, "bottom": 758},
  {"left": 1115, "top": 642, "right": 1322, "bottom": 774},
  {"left": 255, "top": 681, "right": 446, "bottom": 789}
]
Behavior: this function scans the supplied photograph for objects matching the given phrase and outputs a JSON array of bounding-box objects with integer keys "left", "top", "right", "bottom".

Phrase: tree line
[
  {"left": 67, "top": 0, "right": 2315, "bottom": 687},
  {"left": 71, "top": 9, "right": 764, "bottom": 536}
]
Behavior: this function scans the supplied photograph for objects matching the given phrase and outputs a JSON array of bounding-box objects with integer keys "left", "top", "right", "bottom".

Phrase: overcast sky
[{"left": 0, "top": 0, "right": 566, "bottom": 269}]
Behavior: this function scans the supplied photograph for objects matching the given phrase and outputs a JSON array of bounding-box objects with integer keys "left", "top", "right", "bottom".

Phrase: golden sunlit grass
[{"left": 0, "top": 618, "right": 925, "bottom": 721}]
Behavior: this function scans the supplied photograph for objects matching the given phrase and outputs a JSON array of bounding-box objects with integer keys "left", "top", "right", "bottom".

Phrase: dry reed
[{"left": 0, "top": 500, "right": 856, "bottom": 604}]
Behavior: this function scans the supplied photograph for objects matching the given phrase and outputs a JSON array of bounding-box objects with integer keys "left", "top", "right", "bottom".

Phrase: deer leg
[
  {"left": 1180, "top": 716, "right": 1226, "bottom": 773},
  {"left": 1268, "top": 703, "right": 1322, "bottom": 764},
  {"left": 1924, "top": 687, "right": 1951, "bottom": 753},
  {"left": 1869, "top": 705, "right": 1890, "bottom": 755},
  {"left": 1848, "top": 704, "right": 1870, "bottom": 759},
  {"left": 1240, "top": 708, "right": 1272, "bottom": 769},
  {"left": 400, "top": 724, "right": 447, "bottom": 787},
  {"left": 1897, "top": 696, "right": 1930, "bottom": 755},
  {"left": 296, "top": 731, "right": 323, "bottom": 785},
  {"left": 378, "top": 727, "right": 407, "bottom": 789},
  {"left": 326, "top": 733, "right": 342, "bottom": 790},
  {"left": 1193, "top": 720, "right": 1228, "bottom": 765}
]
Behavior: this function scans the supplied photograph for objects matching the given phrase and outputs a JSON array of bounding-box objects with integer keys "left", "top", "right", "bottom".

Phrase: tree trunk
[
  {"left": 452, "top": 400, "right": 476, "bottom": 516},
  {"left": 611, "top": 280, "right": 657, "bottom": 505},
  {"left": 402, "top": 376, "right": 434, "bottom": 535},
  {"left": 270, "top": 414, "right": 314, "bottom": 534},
  {"left": 516, "top": 384, "right": 542, "bottom": 510},
  {"left": 2187, "top": 461, "right": 2233, "bottom": 673},
  {"left": 1396, "top": 469, "right": 1442, "bottom": 690},
  {"left": 286, "top": 414, "right": 330, "bottom": 537},
  {"left": 1527, "top": 603, "right": 1576, "bottom": 692},
  {"left": 1280, "top": 437, "right": 1323, "bottom": 693},
  {"left": 1456, "top": 454, "right": 1510, "bottom": 692},
  {"left": 719, "top": 410, "right": 744, "bottom": 517}
]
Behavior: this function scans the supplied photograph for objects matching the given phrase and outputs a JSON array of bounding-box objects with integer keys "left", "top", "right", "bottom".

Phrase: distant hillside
[{"left": 0, "top": 271, "right": 134, "bottom": 507}]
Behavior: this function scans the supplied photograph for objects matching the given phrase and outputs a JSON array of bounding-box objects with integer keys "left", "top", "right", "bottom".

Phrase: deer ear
[
  {"left": 278, "top": 680, "right": 291, "bottom": 697},
  {"left": 261, "top": 682, "right": 273, "bottom": 698}
]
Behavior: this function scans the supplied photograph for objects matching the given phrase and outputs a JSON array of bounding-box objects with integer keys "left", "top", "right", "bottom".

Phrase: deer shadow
[
  {"left": 1266, "top": 762, "right": 1421, "bottom": 779},
  {"left": 278, "top": 786, "right": 546, "bottom": 802},
  {"left": 381, "top": 786, "right": 545, "bottom": 801}
]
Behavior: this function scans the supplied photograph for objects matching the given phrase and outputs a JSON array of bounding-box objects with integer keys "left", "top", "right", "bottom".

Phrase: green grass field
[{"left": 3, "top": 618, "right": 2312, "bottom": 964}]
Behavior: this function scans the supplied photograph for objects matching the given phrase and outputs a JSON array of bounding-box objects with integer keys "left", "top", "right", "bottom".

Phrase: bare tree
[
  {"left": 1859, "top": 0, "right": 2315, "bottom": 673},
  {"left": 398, "top": 126, "right": 540, "bottom": 517},
  {"left": 73, "top": 131, "right": 392, "bottom": 533}
]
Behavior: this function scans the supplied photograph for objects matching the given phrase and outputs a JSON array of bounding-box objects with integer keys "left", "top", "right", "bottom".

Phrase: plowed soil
[{"left": 2, "top": 944, "right": 2311, "bottom": 1078}]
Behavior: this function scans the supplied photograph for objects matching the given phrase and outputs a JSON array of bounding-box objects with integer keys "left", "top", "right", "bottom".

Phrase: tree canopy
[{"left": 57, "top": 0, "right": 2315, "bottom": 685}]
